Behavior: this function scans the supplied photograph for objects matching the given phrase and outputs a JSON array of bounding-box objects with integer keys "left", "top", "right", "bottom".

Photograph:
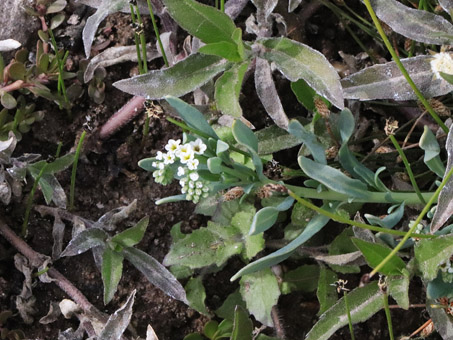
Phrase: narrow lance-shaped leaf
[
  {"left": 98, "top": 290, "right": 136, "bottom": 340},
  {"left": 352, "top": 238, "right": 406, "bottom": 276},
  {"left": 419, "top": 126, "right": 446, "bottom": 178},
  {"left": 111, "top": 216, "right": 149, "bottom": 248},
  {"left": 305, "top": 282, "right": 383, "bottom": 340},
  {"left": 60, "top": 228, "right": 108, "bottom": 257},
  {"left": 249, "top": 196, "right": 295, "bottom": 235},
  {"left": 82, "top": 0, "right": 127, "bottom": 58},
  {"left": 163, "top": 0, "right": 237, "bottom": 44},
  {"left": 113, "top": 54, "right": 228, "bottom": 100},
  {"left": 231, "top": 306, "right": 253, "bottom": 340},
  {"left": 255, "top": 37, "right": 344, "bottom": 110},
  {"left": 369, "top": 0, "right": 453, "bottom": 45},
  {"left": 215, "top": 61, "right": 249, "bottom": 118},
  {"left": 102, "top": 247, "right": 124, "bottom": 304},
  {"left": 427, "top": 298, "right": 453, "bottom": 340},
  {"left": 255, "top": 57, "right": 290, "bottom": 130},
  {"left": 256, "top": 124, "right": 302, "bottom": 155},
  {"left": 123, "top": 247, "right": 188, "bottom": 304},
  {"left": 342, "top": 55, "right": 453, "bottom": 101},
  {"left": 431, "top": 126, "right": 453, "bottom": 233},
  {"left": 288, "top": 119, "right": 326, "bottom": 164},
  {"left": 231, "top": 203, "right": 337, "bottom": 280},
  {"left": 298, "top": 156, "right": 369, "bottom": 199},
  {"left": 388, "top": 275, "right": 409, "bottom": 310},
  {"left": 316, "top": 266, "right": 338, "bottom": 315}
]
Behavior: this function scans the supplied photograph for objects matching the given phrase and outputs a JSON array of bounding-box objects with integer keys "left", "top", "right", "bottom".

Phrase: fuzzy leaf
[
  {"left": 316, "top": 266, "right": 338, "bottom": 315},
  {"left": 352, "top": 238, "right": 405, "bottom": 275},
  {"left": 231, "top": 203, "right": 337, "bottom": 280},
  {"left": 231, "top": 306, "right": 253, "bottom": 340},
  {"left": 431, "top": 127, "right": 453, "bottom": 232},
  {"left": 249, "top": 196, "right": 295, "bottom": 235},
  {"left": 415, "top": 234, "right": 453, "bottom": 280},
  {"left": 420, "top": 126, "right": 445, "bottom": 178},
  {"left": 239, "top": 269, "right": 280, "bottom": 327},
  {"left": 102, "top": 248, "right": 124, "bottom": 304},
  {"left": 231, "top": 207, "right": 265, "bottom": 260},
  {"left": 111, "top": 216, "right": 149, "bottom": 248},
  {"left": 427, "top": 298, "right": 453, "bottom": 339},
  {"left": 255, "top": 57, "right": 289, "bottom": 129},
  {"left": 298, "top": 156, "right": 369, "bottom": 199},
  {"left": 288, "top": 0, "right": 303, "bottom": 12},
  {"left": 290, "top": 79, "right": 319, "bottom": 111},
  {"left": 281, "top": 264, "right": 320, "bottom": 294},
  {"left": 439, "top": 0, "right": 453, "bottom": 13},
  {"left": 123, "top": 247, "right": 188, "bottom": 304},
  {"left": 165, "top": 96, "right": 219, "bottom": 139},
  {"left": 199, "top": 41, "right": 242, "bottom": 62},
  {"left": 114, "top": 54, "right": 227, "bottom": 100},
  {"left": 1, "top": 92, "right": 17, "bottom": 109},
  {"left": 185, "top": 276, "right": 210, "bottom": 315},
  {"left": 98, "top": 290, "right": 135, "bottom": 340},
  {"left": 215, "top": 61, "right": 249, "bottom": 117},
  {"left": 369, "top": 0, "right": 453, "bottom": 45},
  {"left": 232, "top": 119, "right": 258, "bottom": 153},
  {"left": 82, "top": 0, "right": 127, "bottom": 58},
  {"left": 342, "top": 55, "right": 453, "bottom": 101},
  {"left": 60, "top": 228, "right": 108, "bottom": 257},
  {"left": 388, "top": 275, "right": 409, "bottom": 309},
  {"left": 256, "top": 37, "right": 344, "bottom": 109},
  {"left": 305, "top": 282, "right": 383, "bottom": 340},
  {"left": 215, "top": 290, "right": 247, "bottom": 320},
  {"left": 256, "top": 124, "right": 301, "bottom": 155},
  {"left": 163, "top": 0, "right": 237, "bottom": 45}
]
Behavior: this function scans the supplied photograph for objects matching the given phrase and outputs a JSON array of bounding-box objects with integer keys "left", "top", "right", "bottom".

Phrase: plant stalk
[
  {"left": 382, "top": 289, "right": 395, "bottom": 340},
  {"left": 146, "top": 0, "right": 169, "bottom": 67},
  {"left": 70, "top": 130, "right": 86, "bottom": 210},
  {"left": 344, "top": 290, "right": 356, "bottom": 340}
]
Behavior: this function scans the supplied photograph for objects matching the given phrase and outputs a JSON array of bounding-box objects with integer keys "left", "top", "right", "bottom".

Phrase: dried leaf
[
  {"left": 39, "top": 301, "right": 61, "bottom": 324},
  {"left": 0, "top": 39, "right": 21, "bottom": 52},
  {"left": 93, "top": 199, "right": 137, "bottom": 231},
  {"left": 288, "top": 0, "right": 303, "bottom": 12}
]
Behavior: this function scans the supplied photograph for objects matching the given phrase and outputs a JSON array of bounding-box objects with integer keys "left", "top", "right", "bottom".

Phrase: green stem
[
  {"left": 370, "top": 165, "right": 453, "bottom": 277},
  {"left": 134, "top": 5, "right": 148, "bottom": 73},
  {"left": 220, "top": 0, "right": 225, "bottom": 12},
  {"left": 33, "top": 267, "right": 49, "bottom": 277},
  {"left": 70, "top": 131, "right": 86, "bottom": 210},
  {"left": 389, "top": 134, "right": 426, "bottom": 204},
  {"left": 22, "top": 164, "right": 48, "bottom": 237},
  {"left": 130, "top": 4, "right": 144, "bottom": 74},
  {"left": 344, "top": 291, "right": 356, "bottom": 340},
  {"left": 55, "top": 141, "right": 62, "bottom": 158},
  {"left": 382, "top": 289, "right": 395, "bottom": 340},
  {"left": 48, "top": 29, "right": 69, "bottom": 111},
  {"left": 362, "top": 0, "right": 449, "bottom": 133},
  {"left": 287, "top": 190, "right": 434, "bottom": 238},
  {"left": 147, "top": 0, "right": 169, "bottom": 67}
]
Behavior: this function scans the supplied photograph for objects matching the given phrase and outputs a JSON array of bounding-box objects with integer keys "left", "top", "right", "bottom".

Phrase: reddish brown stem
[
  {"left": 99, "top": 96, "right": 146, "bottom": 139},
  {"left": 1, "top": 80, "right": 25, "bottom": 93}
]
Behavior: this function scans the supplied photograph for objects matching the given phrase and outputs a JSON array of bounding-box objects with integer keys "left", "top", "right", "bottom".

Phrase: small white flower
[
  {"left": 188, "top": 188, "right": 194, "bottom": 195},
  {"left": 156, "top": 151, "right": 164, "bottom": 160},
  {"left": 163, "top": 153, "right": 175, "bottom": 165},
  {"left": 187, "top": 158, "right": 199, "bottom": 170},
  {"left": 181, "top": 187, "right": 187, "bottom": 194},
  {"left": 179, "top": 148, "right": 194, "bottom": 164},
  {"left": 195, "top": 188, "right": 202, "bottom": 195},
  {"left": 179, "top": 178, "right": 187, "bottom": 187},
  {"left": 177, "top": 167, "right": 185, "bottom": 176},
  {"left": 152, "top": 162, "right": 157, "bottom": 168},
  {"left": 430, "top": 52, "right": 453, "bottom": 79},
  {"left": 186, "top": 194, "right": 193, "bottom": 200},
  {"left": 189, "top": 181, "right": 195, "bottom": 189},
  {"left": 189, "top": 172, "right": 199, "bottom": 181},
  {"left": 176, "top": 143, "right": 192, "bottom": 157},
  {"left": 158, "top": 162, "right": 165, "bottom": 170},
  {"left": 165, "top": 139, "right": 181, "bottom": 153},
  {"left": 449, "top": 267, "right": 453, "bottom": 273},
  {"left": 196, "top": 181, "right": 203, "bottom": 188},
  {"left": 190, "top": 138, "right": 207, "bottom": 155}
]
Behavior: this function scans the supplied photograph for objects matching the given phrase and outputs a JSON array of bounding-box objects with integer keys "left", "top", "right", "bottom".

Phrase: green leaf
[
  {"left": 231, "top": 206, "right": 264, "bottom": 261},
  {"left": 288, "top": 120, "right": 326, "bottom": 164},
  {"left": 113, "top": 54, "right": 228, "bottom": 100},
  {"left": 364, "top": 203, "right": 405, "bottom": 229},
  {"left": 305, "top": 282, "right": 384, "bottom": 340},
  {"left": 199, "top": 41, "right": 242, "bottom": 62},
  {"left": 231, "top": 306, "right": 253, "bottom": 340},
  {"left": 207, "top": 157, "right": 223, "bottom": 174},
  {"left": 256, "top": 124, "right": 301, "bottom": 155},
  {"left": 249, "top": 196, "right": 295, "bottom": 235},
  {"left": 256, "top": 37, "right": 344, "bottom": 110},
  {"left": 232, "top": 119, "right": 258, "bottom": 153},
  {"left": 316, "top": 266, "right": 338, "bottom": 315},
  {"left": 185, "top": 277, "right": 210, "bottom": 315},
  {"left": 290, "top": 79, "right": 318, "bottom": 111},
  {"left": 1, "top": 92, "right": 17, "bottom": 110},
  {"left": 111, "top": 216, "right": 149, "bottom": 248},
  {"left": 427, "top": 274, "right": 453, "bottom": 299},
  {"left": 47, "top": 0, "right": 67, "bottom": 14},
  {"left": 204, "top": 320, "right": 219, "bottom": 339},
  {"left": 122, "top": 247, "right": 188, "bottom": 304},
  {"left": 163, "top": 221, "right": 243, "bottom": 269},
  {"left": 215, "top": 61, "right": 249, "bottom": 117},
  {"left": 415, "top": 234, "right": 453, "bottom": 280},
  {"left": 427, "top": 298, "right": 453, "bottom": 339},
  {"left": 328, "top": 227, "right": 360, "bottom": 274},
  {"left": 239, "top": 269, "right": 280, "bottom": 327},
  {"left": 166, "top": 96, "right": 219, "bottom": 139},
  {"left": 163, "top": 0, "right": 237, "bottom": 45},
  {"left": 8, "top": 62, "right": 26, "bottom": 81},
  {"left": 61, "top": 228, "right": 108, "bottom": 257},
  {"left": 352, "top": 238, "right": 405, "bottom": 275},
  {"left": 231, "top": 203, "right": 337, "bottom": 281},
  {"left": 102, "top": 247, "right": 124, "bottom": 304},
  {"left": 388, "top": 275, "right": 410, "bottom": 309},
  {"left": 298, "top": 156, "right": 369, "bottom": 199},
  {"left": 420, "top": 126, "right": 445, "bottom": 177},
  {"left": 231, "top": 28, "right": 245, "bottom": 60},
  {"left": 155, "top": 194, "right": 188, "bottom": 205},
  {"left": 281, "top": 264, "right": 320, "bottom": 294},
  {"left": 215, "top": 290, "right": 247, "bottom": 321}
]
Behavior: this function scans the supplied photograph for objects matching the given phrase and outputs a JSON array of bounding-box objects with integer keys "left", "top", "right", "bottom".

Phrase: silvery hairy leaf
[
  {"left": 0, "top": 39, "right": 21, "bottom": 52},
  {"left": 439, "top": 0, "right": 453, "bottom": 13}
]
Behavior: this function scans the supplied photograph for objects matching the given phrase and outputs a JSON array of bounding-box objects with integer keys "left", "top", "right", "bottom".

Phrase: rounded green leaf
[
  {"left": 1, "top": 92, "right": 17, "bottom": 109},
  {"left": 8, "top": 62, "right": 26, "bottom": 81},
  {"left": 232, "top": 119, "right": 258, "bottom": 153},
  {"left": 207, "top": 157, "right": 223, "bottom": 174}
]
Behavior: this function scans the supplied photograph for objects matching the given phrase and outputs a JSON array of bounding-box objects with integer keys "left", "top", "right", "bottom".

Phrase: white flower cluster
[
  {"left": 430, "top": 52, "right": 453, "bottom": 79},
  {"left": 410, "top": 220, "right": 425, "bottom": 241},
  {"left": 440, "top": 257, "right": 453, "bottom": 274},
  {"left": 152, "top": 138, "right": 210, "bottom": 203}
]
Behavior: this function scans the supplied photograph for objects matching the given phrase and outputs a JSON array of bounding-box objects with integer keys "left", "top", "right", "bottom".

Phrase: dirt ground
[{"left": 0, "top": 1, "right": 446, "bottom": 339}]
